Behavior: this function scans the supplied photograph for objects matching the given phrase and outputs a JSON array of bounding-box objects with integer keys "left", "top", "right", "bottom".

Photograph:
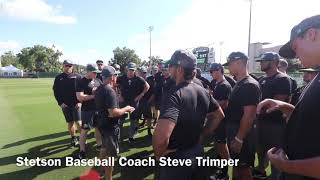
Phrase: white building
[{"left": 0, "top": 65, "right": 24, "bottom": 77}]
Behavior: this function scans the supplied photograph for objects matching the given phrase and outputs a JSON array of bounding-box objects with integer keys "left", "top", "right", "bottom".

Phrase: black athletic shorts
[
  {"left": 62, "top": 106, "right": 81, "bottom": 123},
  {"left": 214, "top": 120, "right": 227, "bottom": 144},
  {"left": 101, "top": 125, "right": 120, "bottom": 156},
  {"left": 226, "top": 122, "right": 255, "bottom": 167},
  {"left": 136, "top": 100, "right": 152, "bottom": 119},
  {"left": 81, "top": 111, "right": 98, "bottom": 130}
]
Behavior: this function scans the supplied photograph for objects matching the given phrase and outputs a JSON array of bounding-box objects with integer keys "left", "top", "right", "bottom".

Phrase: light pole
[
  {"left": 148, "top": 26, "right": 154, "bottom": 62},
  {"left": 219, "top": 41, "right": 224, "bottom": 63},
  {"left": 248, "top": 0, "right": 252, "bottom": 57}
]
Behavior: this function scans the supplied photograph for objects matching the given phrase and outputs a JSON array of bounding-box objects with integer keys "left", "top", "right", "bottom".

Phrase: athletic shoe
[
  {"left": 252, "top": 169, "right": 267, "bottom": 179},
  {"left": 210, "top": 169, "right": 229, "bottom": 180},
  {"left": 147, "top": 128, "right": 152, "bottom": 136},
  {"left": 96, "top": 145, "right": 102, "bottom": 152},
  {"left": 128, "top": 138, "right": 134, "bottom": 143},
  {"left": 78, "top": 151, "right": 86, "bottom": 160},
  {"left": 71, "top": 137, "right": 79, "bottom": 147}
]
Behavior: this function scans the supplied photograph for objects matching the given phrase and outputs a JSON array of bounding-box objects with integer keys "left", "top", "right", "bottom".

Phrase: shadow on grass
[
  {"left": 1, "top": 131, "right": 69, "bottom": 149},
  {"left": 0, "top": 136, "right": 78, "bottom": 179}
]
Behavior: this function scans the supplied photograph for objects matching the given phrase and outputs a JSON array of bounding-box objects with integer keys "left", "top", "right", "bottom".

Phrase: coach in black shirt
[
  {"left": 255, "top": 52, "right": 292, "bottom": 180},
  {"left": 153, "top": 49, "right": 224, "bottom": 180},
  {"left": 257, "top": 15, "right": 320, "bottom": 179},
  {"left": 76, "top": 64, "right": 103, "bottom": 159},
  {"left": 223, "top": 52, "right": 261, "bottom": 180},
  {"left": 53, "top": 60, "right": 81, "bottom": 147},
  {"left": 209, "top": 63, "right": 232, "bottom": 180},
  {"left": 95, "top": 66, "right": 135, "bottom": 180},
  {"left": 117, "top": 62, "right": 149, "bottom": 142}
]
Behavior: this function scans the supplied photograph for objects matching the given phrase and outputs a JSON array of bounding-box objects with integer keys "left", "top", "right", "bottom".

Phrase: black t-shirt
[
  {"left": 283, "top": 73, "right": 320, "bottom": 180},
  {"left": 291, "top": 85, "right": 305, "bottom": 106},
  {"left": 212, "top": 79, "right": 232, "bottom": 101},
  {"left": 154, "top": 72, "right": 164, "bottom": 97},
  {"left": 225, "top": 76, "right": 261, "bottom": 124},
  {"left": 210, "top": 75, "right": 236, "bottom": 91},
  {"left": 197, "top": 76, "right": 211, "bottom": 89},
  {"left": 225, "top": 75, "right": 236, "bottom": 87},
  {"left": 258, "top": 72, "right": 291, "bottom": 124},
  {"left": 96, "top": 72, "right": 103, "bottom": 82},
  {"left": 76, "top": 77, "right": 102, "bottom": 111},
  {"left": 117, "top": 75, "right": 146, "bottom": 102},
  {"left": 53, "top": 73, "right": 81, "bottom": 106},
  {"left": 95, "top": 84, "right": 120, "bottom": 130},
  {"left": 289, "top": 76, "right": 298, "bottom": 93},
  {"left": 160, "top": 81, "right": 220, "bottom": 150},
  {"left": 142, "top": 76, "right": 155, "bottom": 101}
]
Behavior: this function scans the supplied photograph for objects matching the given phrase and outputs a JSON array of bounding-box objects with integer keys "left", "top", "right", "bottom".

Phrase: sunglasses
[{"left": 64, "top": 65, "right": 72, "bottom": 68}]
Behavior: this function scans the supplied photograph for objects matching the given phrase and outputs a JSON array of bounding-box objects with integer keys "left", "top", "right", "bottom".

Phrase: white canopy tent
[{"left": 0, "top": 65, "right": 24, "bottom": 77}]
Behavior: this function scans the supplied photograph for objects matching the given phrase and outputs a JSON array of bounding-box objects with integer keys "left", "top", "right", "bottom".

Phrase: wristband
[{"left": 235, "top": 136, "right": 243, "bottom": 144}]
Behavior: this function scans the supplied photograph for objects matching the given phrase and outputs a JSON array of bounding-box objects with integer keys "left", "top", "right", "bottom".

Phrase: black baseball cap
[
  {"left": 96, "top": 60, "right": 104, "bottom": 64},
  {"left": 223, "top": 52, "right": 248, "bottom": 66},
  {"left": 255, "top": 52, "right": 280, "bottom": 62},
  {"left": 279, "top": 15, "right": 320, "bottom": 59},
  {"left": 210, "top": 63, "right": 224, "bottom": 72},
  {"left": 86, "top": 64, "right": 101, "bottom": 73},
  {"left": 127, "top": 62, "right": 137, "bottom": 70},
  {"left": 101, "top": 66, "right": 118, "bottom": 78},
  {"left": 63, "top": 59, "right": 73, "bottom": 65},
  {"left": 168, "top": 49, "right": 197, "bottom": 69}
]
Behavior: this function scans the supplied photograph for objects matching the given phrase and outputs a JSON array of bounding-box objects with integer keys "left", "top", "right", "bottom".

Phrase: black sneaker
[
  {"left": 147, "top": 128, "right": 152, "bottom": 136},
  {"left": 71, "top": 137, "right": 79, "bottom": 147},
  {"left": 210, "top": 172, "right": 229, "bottom": 180},
  {"left": 252, "top": 169, "right": 267, "bottom": 179},
  {"left": 96, "top": 145, "right": 102, "bottom": 152},
  {"left": 128, "top": 138, "right": 134, "bottom": 143},
  {"left": 78, "top": 151, "right": 86, "bottom": 160}
]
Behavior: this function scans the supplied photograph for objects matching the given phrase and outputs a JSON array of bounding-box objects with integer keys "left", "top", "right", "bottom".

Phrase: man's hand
[
  {"left": 60, "top": 103, "right": 68, "bottom": 109},
  {"left": 257, "top": 99, "right": 295, "bottom": 119},
  {"left": 92, "top": 87, "right": 98, "bottom": 94},
  {"left": 75, "top": 103, "right": 82, "bottom": 110},
  {"left": 125, "top": 106, "right": 135, "bottom": 113},
  {"left": 230, "top": 138, "right": 243, "bottom": 154},
  {"left": 267, "top": 147, "right": 289, "bottom": 172}
]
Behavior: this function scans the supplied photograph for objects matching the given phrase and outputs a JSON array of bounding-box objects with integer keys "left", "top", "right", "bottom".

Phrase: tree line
[{"left": 1, "top": 45, "right": 163, "bottom": 73}]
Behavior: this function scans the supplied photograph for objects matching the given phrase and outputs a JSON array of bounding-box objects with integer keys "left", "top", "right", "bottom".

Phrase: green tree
[
  {"left": 1, "top": 51, "right": 20, "bottom": 67},
  {"left": 287, "top": 58, "right": 303, "bottom": 72},
  {"left": 17, "top": 45, "right": 63, "bottom": 72},
  {"left": 110, "top": 47, "right": 141, "bottom": 69},
  {"left": 148, "top": 56, "right": 163, "bottom": 67}
]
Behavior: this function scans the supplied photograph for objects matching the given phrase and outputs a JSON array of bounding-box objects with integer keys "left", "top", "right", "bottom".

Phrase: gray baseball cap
[
  {"left": 168, "top": 49, "right": 197, "bottom": 69},
  {"left": 223, "top": 52, "right": 248, "bottom": 66},
  {"left": 279, "top": 15, "right": 320, "bottom": 59},
  {"left": 86, "top": 64, "right": 101, "bottom": 73},
  {"left": 127, "top": 62, "right": 137, "bottom": 70},
  {"left": 138, "top": 66, "right": 148, "bottom": 73},
  {"left": 101, "top": 66, "right": 119, "bottom": 78}
]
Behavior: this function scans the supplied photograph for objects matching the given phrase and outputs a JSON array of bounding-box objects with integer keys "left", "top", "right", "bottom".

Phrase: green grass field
[{"left": 0, "top": 78, "right": 270, "bottom": 180}]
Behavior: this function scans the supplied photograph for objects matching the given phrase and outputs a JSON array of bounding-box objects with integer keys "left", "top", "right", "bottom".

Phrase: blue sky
[{"left": 1, "top": 0, "right": 320, "bottom": 65}]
